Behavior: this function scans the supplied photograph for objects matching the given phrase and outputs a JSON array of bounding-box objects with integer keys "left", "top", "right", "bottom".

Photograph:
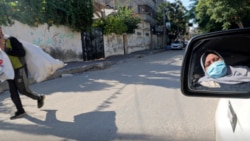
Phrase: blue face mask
[{"left": 206, "top": 60, "right": 227, "bottom": 78}]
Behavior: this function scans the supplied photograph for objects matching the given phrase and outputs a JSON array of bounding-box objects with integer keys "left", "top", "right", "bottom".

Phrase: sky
[{"left": 167, "top": 0, "right": 192, "bottom": 9}]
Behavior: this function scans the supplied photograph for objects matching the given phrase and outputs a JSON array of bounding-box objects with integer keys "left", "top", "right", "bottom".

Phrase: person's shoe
[
  {"left": 37, "top": 95, "right": 45, "bottom": 108},
  {"left": 10, "top": 110, "right": 26, "bottom": 120}
]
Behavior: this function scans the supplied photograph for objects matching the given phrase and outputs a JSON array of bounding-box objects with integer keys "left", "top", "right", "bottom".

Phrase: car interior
[{"left": 189, "top": 35, "right": 250, "bottom": 91}]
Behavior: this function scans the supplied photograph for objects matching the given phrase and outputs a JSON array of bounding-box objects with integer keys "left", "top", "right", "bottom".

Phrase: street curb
[{"left": 47, "top": 61, "right": 114, "bottom": 80}]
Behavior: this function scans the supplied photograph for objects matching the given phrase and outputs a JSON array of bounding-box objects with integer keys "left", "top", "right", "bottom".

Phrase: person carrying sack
[{"left": 0, "top": 27, "right": 45, "bottom": 120}]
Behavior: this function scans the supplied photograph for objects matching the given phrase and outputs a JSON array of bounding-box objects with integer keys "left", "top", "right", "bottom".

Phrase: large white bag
[
  {"left": 20, "top": 40, "right": 65, "bottom": 83},
  {"left": 0, "top": 49, "right": 14, "bottom": 82}
]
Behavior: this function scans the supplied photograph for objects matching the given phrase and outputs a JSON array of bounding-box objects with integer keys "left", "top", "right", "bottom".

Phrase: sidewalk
[
  {"left": 0, "top": 48, "right": 166, "bottom": 93},
  {"left": 49, "top": 48, "right": 166, "bottom": 79}
]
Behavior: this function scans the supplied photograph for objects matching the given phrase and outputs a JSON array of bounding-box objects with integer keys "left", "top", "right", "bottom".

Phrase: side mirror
[{"left": 181, "top": 28, "right": 250, "bottom": 98}]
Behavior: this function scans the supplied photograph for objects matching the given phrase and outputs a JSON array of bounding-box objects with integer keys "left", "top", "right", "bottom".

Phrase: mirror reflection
[{"left": 189, "top": 35, "right": 250, "bottom": 92}]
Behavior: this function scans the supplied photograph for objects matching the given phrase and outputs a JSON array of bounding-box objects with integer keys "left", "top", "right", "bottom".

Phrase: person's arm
[
  {"left": 0, "top": 36, "right": 6, "bottom": 50},
  {"left": 5, "top": 37, "right": 25, "bottom": 57}
]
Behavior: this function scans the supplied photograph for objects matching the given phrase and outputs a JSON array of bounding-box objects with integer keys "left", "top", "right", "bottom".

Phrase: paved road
[{"left": 0, "top": 50, "right": 219, "bottom": 141}]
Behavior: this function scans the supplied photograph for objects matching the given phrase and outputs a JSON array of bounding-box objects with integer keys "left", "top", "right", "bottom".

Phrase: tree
[
  {"left": 92, "top": 6, "right": 141, "bottom": 35},
  {"left": 195, "top": 0, "right": 223, "bottom": 32},
  {"left": 0, "top": 1, "right": 14, "bottom": 26},
  {"left": 157, "top": 0, "right": 188, "bottom": 38},
  {"left": 0, "top": 0, "right": 94, "bottom": 32},
  {"left": 116, "top": 7, "right": 141, "bottom": 33},
  {"left": 196, "top": 0, "right": 250, "bottom": 30},
  {"left": 187, "top": 0, "right": 198, "bottom": 20}
]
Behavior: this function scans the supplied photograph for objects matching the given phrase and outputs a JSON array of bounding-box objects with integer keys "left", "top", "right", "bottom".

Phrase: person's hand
[{"left": 0, "top": 38, "right": 6, "bottom": 50}]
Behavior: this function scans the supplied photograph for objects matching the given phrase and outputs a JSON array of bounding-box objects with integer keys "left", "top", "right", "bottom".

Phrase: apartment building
[
  {"left": 96, "top": 0, "right": 164, "bottom": 27},
  {"left": 95, "top": 0, "right": 166, "bottom": 50}
]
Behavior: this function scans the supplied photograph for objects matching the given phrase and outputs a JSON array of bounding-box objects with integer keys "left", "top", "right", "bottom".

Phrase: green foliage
[
  {"left": 157, "top": 0, "right": 188, "bottom": 36},
  {"left": 44, "top": 0, "right": 93, "bottom": 31},
  {"left": 116, "top": 7, "right": 141, "bottom": 33},
  {"left": 0, "top": 0, "right": 94, "bottom": 31},
  {"left": 196, "top": 0, "right": 250, "bottom": 30},
  {"left": 0, "top": 1, "right": 14, "bottom": 26},
  {"left": 187, "top": 0, "right": 198, "bottom": 21},
  {"left": 93, "top": 6, "right": 141, "bottom": 35},
  {"left": 103, "top": 15, "right": 127, "bottom": 34},
  {"left": 11, "top": 0, "right": 45, "bottom": 27}
]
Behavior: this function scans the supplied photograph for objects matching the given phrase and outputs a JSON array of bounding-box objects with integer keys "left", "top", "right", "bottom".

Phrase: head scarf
[{"left": 198, "top": 50, "right": 250, "bottom": 84}]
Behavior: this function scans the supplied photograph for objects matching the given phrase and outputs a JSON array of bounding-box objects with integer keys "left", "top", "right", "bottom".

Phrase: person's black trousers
[{"left": 7, "top": 67, "right": 40, "bottom": 111}]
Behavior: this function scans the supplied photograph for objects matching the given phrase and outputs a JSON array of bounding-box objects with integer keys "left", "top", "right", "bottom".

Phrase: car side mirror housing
[{"left": 181, "top": 28, "right": 250, "bottom": 98}]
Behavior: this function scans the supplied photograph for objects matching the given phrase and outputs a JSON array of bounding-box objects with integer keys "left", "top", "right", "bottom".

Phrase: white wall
[
  {"left": 2, "top": 21, "right": 82, "bottom": 62},
  {"left": 104, "top": 22, "right": 151, "bottom": 57},
  {"left": 127, "top": 29, "right": 150, "bottom": 54},
  {"left": 3, "top": 20, "right": 152, "bottom": 61},
  {"left": 104, "top": 33, "right": 125, "bottom": 57}
]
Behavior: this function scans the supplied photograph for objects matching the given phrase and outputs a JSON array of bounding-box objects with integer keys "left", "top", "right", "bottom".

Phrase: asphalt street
[
  {"left": 0, "top": 49, "right": 166, "bottom": 93},
  {"left": 0, "top": 49, "right": 219, "bottom": 141}
]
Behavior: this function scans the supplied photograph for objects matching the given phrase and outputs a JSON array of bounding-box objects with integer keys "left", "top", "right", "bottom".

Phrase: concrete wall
[
  {"left": 127, "top": 22, "right": 151, "bottom": 53},
  {"left": 127, "top": 29, "right": 150, "bottom": 54},
  {"left": 104, "top": 22, "right": 151, "bottom": 57},
  {"left": 2, "top": 21, "right": 82, "bottom": 62},
  {"left": 104, "top": 33, "right": 124, "bottom": 57},
  {"left": 2, "top": 20, "right": 152, "bottom": 61}
]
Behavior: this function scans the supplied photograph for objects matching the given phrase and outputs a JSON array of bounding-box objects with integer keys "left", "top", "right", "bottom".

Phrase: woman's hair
[
  {"left": 9, "top": 37, "right": 23, "bottom": 48},
  {"left": 8, "top": 36, "right": 26, "bottom": 57}
]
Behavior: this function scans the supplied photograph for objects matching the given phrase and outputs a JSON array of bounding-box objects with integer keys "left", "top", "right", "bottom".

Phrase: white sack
[
  {"left": 20, "top": 40, "right": 65, "bottom": 83},
  {"left": 0, "top": 49, "right": 14, "bottom": 82}
]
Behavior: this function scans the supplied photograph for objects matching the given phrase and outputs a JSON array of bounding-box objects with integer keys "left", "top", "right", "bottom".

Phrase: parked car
[
  {"left": 170, "top": 41, "right": 184, "bottom": 50},
  {"left": 180, "top": 28, "right": 250, "bottom": 141}
]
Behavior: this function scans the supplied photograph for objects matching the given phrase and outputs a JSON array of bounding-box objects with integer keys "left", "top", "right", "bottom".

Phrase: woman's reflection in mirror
[{"left": 197, "top": 50, "right": 250, "bottom": 88}]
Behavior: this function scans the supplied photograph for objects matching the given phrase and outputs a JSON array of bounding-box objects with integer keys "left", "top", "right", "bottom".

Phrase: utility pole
[{"left": 162, "top": 8, "right": 166, "bottom": 48}]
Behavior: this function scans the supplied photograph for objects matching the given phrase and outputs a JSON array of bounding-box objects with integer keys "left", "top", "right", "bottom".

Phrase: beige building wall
[
  {"left": 2, "top": 21, "right": 82, "bottom": 62},
  {"left": 104, "top": 33, "right": 125, "bottom": 57},
  {"left": 104, "top": 21, "right": 151, "bottom": 57},
  {"left": 3, "top": 20, "right": 152, "bottom": 61}
]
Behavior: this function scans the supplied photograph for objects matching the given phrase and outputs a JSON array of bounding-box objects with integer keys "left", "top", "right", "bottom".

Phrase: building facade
[
  {"left": 96, "top": 0, "right": 163, "bottom": 27},
  {"left": 2, "top": 1, "right": 165, "bottom": 62},
  {"left": 96, "top": 0, "right": 165, "bottom": 48}
]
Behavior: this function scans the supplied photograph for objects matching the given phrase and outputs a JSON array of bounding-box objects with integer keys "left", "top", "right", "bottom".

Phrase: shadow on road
[
  {"left": 36, "top": 52, "right": 183, "bottom": 95},
  {"left": 1, "top": 110, "right": 118, "bottom": 141},
  {"left": 0, "top": 110, "right": 169, "bottom": 141}
]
